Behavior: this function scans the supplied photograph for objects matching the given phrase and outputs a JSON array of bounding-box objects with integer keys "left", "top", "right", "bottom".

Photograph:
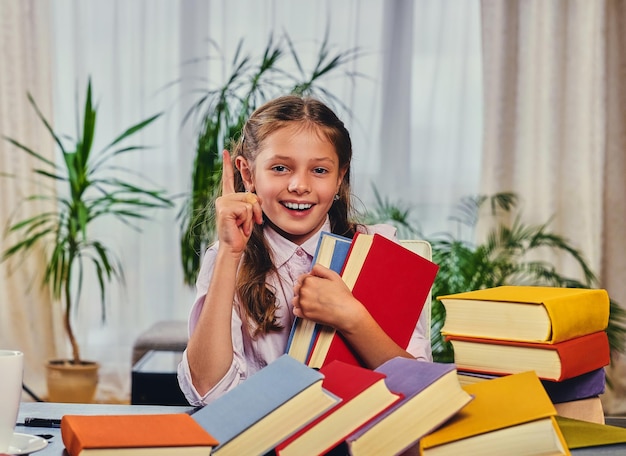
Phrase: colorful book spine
[
  {"left": 285, "top": 231, "right": 352, "bottom": 363},
  {"left": 447, "top": 331, "right": 610, "bottom": 381},
  {"left": 307, "top": 233, "right": 438, "bottom": 368}
]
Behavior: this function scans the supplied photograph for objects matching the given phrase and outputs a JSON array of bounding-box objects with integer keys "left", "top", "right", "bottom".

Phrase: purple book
[
  {"left": 458, "top": 367, "right": 606, "bottom": 404},
  {"left": 341, "top": 358, "right": 472, "bottom": 456},
  {"left": 541, "top": 367, "right": 606, "bottom": 403}
]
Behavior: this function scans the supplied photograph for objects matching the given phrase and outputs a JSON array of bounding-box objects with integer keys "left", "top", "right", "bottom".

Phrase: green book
[{"left": 556, "top": 416, "right": 626, "bottom": 455}]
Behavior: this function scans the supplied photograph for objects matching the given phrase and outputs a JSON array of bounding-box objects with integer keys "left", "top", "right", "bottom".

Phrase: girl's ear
[
  {"left": 235, "top": 156, "right": 255, "bottom": 192},
  {"left": 337, "top": 165, "right": 348, "bottom": 192}
]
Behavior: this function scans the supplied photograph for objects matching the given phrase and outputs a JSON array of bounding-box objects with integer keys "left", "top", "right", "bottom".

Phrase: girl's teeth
[{"left": 285, "top": 202, "right": 312, "bottom": 210}]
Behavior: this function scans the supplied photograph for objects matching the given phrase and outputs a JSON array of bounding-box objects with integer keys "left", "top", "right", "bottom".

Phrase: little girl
[{"left": 178, "top": 95, "right": 431, "bottom": 405}]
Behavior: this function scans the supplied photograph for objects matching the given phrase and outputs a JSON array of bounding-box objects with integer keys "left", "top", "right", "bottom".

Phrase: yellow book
[
  {"left": 438, "top": 286, "right": 609, "bottom": 343},
  {"left": 419, "top": 371, "right": 570, "bottom": 456},
  {"left": 556, "top": 415, "right": 626, "bottom": 453}
]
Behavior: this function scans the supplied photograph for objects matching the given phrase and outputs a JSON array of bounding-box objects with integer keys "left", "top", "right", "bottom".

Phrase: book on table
[
  {"left": 456, "top": 367, "right": 606, "bottom": 404},
  {"left": 60, "top": 413, "right": 219, "bottom": 456},
  {"left": 554, "top": 396, "right": 605, "bottom": 425},
  {"left": 438, "top": 285, "right": 609, "bottom": 343},
  {"left": 447, "top": 330, "right": 610, "bottom": 381},
  {"left": 273, "top": 360, "right": 401, "bottom": 456},
  {"left": 340, "top": 357, "right": 472, "bottom": 456},
  {"left": 419, "top": 370, "right": 571, "bottom": 456},
  {"left": 191, "top": 354, "right": 339, "bottom": 456},
  {"left": 556, "top": 415, "right": 626, "bottom": 455},
  {"left": 286, "top": 231, "right": 352, "bottom": 363},
  {"left": 306, "top": 232, "right": 439, "bottom": 369}
]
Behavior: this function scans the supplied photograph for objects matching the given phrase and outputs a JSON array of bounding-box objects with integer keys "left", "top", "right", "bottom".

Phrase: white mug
[{"left": 0, "top": 350, "right": 23, "bottom": 452}]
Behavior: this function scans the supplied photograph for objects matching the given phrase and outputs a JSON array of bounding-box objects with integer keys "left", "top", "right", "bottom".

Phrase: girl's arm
[
  {"left": 186, "top": 246, "right": 242, "bottom": 395},
  {"left": 186, "top": 151, "right": 263, "bottom": 395},
  {"left": 293, "top": 264, "right": 413, "bottom": 369}
]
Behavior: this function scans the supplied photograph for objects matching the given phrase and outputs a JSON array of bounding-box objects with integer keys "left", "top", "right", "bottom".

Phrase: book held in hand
[
  {"left": 342, "top": 357, "right": 472, "bottom": 456},
  {"left": 307, "top": 233, "right": 439, "bottom": 368},
  {"left": 447, "top": 330, "right": 610, "bottom": 381},
  {"left": 274, "top": 360, "right": 401, "bottom": 455},
  {"left": 191, "top": 354, "right": 339, "bottom": 456},
  {"left": 419, "top": 371, "right": 571, "bottom": 456},
  {"left": 60, "top": 413, "right": 219, "bottom": 456},
  {"left": 438, "top": 286, "right": 609, "bottom": 343},
  {"left": 286, "top": 231, "right": 352, "bottom": 363}
]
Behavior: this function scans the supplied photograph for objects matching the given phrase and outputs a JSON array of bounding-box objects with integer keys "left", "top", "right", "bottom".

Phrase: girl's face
[{"left": 237, "top": 124, "right": 346, "bottom": 245}]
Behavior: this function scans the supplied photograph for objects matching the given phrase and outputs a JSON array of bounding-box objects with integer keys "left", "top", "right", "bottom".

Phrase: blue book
[
  {"left": 312, "top": 231, "right": 352, "bottom": 273},
  {"left": 191, "top": 354, "right": 339, "bottom": 456},
  {"left": 285, "top": 232, "right": 352, "bottom": 363}
]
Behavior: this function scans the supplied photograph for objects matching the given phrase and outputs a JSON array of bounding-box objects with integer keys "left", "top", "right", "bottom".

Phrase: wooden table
[{"left": 14, "top": 401, "right": 193, "bottom": 455}]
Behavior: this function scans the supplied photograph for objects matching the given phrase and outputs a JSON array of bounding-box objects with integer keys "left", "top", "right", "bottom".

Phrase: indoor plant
[
  {"left": 179, "top": 31, "right": 361, "bottom": 285},
  {"left": 1, "top": 79, "right": 173, "bottom": 402},
  {"left": 362, "top": 190, "right": 626, "bottom": 363}
]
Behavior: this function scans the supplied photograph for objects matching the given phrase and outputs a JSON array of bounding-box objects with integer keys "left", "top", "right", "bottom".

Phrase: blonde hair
[{"left": 229, "top": 95, "right": 359, "bottom": 334}]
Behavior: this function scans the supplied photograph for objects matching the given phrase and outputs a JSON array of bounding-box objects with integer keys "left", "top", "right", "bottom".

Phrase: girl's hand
[
  {"left": 215, "top": 150, "right": 264, "bottom": 254},
  {"left": 292, "top": 263, "right": 367, "bottom": 333}
]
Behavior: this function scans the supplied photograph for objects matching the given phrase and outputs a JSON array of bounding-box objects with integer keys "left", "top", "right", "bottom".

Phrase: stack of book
[
  {"left": 419, "top": 370, "right": 571, "bottom": 456},
  {"left": 275, "top": 356, "right": 472, "bottom": 456},
  {"left": 438, "top": 285, "right": 611, "bottom": 422},
  {"left": 181, "top": 354, "right": 472, "bottom": 456},
  {"left": 286, "top": 231, "right": 439, "bottom": 369}
]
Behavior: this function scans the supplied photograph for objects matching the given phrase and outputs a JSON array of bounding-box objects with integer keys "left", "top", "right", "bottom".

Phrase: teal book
[
  {"left": 191, "top": 354, "right": 339, "bottom": 456},
  {"left": 286, "top": 231, "right": 352, "bottom": 363}
]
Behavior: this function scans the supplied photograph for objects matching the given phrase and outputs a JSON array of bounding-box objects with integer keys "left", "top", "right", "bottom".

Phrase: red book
[
  {"left": 306, "top": 233, "right": 439, "bottom": 368},
  {"left": 273, "top": 360, "right": 402, "bottom": 455},
  {"left": 447, "top": 330, "right": 610, "bottom": 381}
]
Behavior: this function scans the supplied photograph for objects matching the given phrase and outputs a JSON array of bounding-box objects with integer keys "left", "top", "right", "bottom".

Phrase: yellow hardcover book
[
  {"left": 438, "top": 286, "right": 609, "bottom": 343},
  {"left": 419, "top": 371, "right": 570, "bottom": 456}
]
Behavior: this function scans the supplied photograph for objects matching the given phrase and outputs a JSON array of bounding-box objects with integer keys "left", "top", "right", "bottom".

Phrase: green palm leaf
[{"left": 2, "top": 77, "right": 173, "bottom": 363}]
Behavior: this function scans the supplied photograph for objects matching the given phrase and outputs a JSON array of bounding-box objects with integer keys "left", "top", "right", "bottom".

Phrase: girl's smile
[{"left": 237, "top": 123, "right": 346, "bottom": 245}]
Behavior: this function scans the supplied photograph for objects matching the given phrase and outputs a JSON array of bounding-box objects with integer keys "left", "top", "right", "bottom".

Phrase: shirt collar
[{"left": 264, "top": 217, "right": 332, "bottom": 268}]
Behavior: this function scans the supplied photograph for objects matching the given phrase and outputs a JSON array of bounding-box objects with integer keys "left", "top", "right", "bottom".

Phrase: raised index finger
[{"left": 221, "top": 149, "right": 236, "bottom": 195}]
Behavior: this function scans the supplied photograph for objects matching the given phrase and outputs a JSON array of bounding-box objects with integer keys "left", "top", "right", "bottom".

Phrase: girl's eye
[
  {"left": 313, "top": 167, "right": 329, "bottom": 174},
  {"left": 271, "top": 165, "right": 288, "bottom": 173}
]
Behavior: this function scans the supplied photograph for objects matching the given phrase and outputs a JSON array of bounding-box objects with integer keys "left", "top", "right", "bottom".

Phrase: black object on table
[{"left": 131, "top": 349, "right": 189, "bottom": 406}]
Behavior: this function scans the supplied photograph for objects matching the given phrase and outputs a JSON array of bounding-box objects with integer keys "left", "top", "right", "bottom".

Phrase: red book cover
[
  {"left": 307, "top": 233, "right": 439, "bottom": 368},
  {"left": 447, "top": 331, "right": 610, "bottom": 381},
  {"left": 274, "top": 360, "right": 402, "bottom": 455}
]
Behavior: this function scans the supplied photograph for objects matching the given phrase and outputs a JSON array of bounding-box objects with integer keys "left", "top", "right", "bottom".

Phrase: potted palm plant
[
  {"left": 362, "top": 190, "right": 626, "bottom": 363},
  {"left": 1, "top": 79, "right": 173, "bottom": 402},
  {"left": 179, "top": 31, "right": 362, "bottom": 285}
]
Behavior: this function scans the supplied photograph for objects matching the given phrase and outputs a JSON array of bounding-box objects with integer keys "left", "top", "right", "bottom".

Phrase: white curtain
[
  {"left": 480, "top": 0, "right": 626, "bottom": 414},
  {"left": 0, "top": 0, "right": 66, "bottom": 400},
  {"left": 1, "top": 0, "right": 482, "bottom": 402}
]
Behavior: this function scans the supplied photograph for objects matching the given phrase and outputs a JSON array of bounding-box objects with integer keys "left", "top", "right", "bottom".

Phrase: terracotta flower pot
[{"left": 46, "top": 359, "right": 99, "bottom": 403}]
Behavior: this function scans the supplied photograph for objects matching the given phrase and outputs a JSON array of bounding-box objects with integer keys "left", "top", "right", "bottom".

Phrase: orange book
[
  {"left": 274, "top": 360, "right": 401, "bottom": 455},
  {"left": 307, "top": 233, "right": 439, "bottom": 368},
  {"left": 61, "top": 413, "right": 219, "bottom": 455},
  {"left": 447, "top": 330, "right": 610, "bottom": 381}
]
